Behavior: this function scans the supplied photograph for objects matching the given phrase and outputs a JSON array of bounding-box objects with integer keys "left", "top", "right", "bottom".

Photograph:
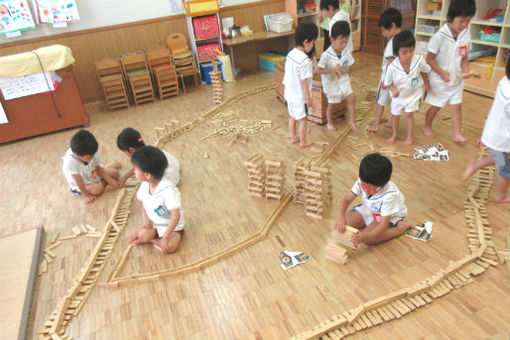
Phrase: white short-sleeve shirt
[
  {"left": 384, "top": 54, "right": 431, "bottom": 106},
  {"left": 351, "top": 179, "right": 407, "bottom": 224},
  {"left": 137, "top": 178, "right": 184, "bottom": 231},
  {"left": 62, "top": 148, "right": 102, "bottom": 187},
  {"left": 428, "top": 23, "right": 471, "bottom": 87},
  {"left": 318, "top": 46, "right": 354, "bottom": 95},
  {"left": 481, "top": 76, "right": 510, "bottom": 153},
  {"left": 162, "top": 150, "right": 180, "bottom": 186},
  {"left": 380, "top": 37, "right": 395, "bottom": 81},
  {"left": 283, "top": 48, "right": 313, "bottom": 104},
  {"left": 329, "top": 10, "right": 353, "bottom": 53}
]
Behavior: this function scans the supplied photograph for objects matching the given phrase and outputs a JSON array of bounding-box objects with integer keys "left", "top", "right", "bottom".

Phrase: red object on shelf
[
  {"left": 196, "top": 42, "right": 222, "bottom": 62},
  {"left": 192, "top": 15, "right": 220, "bottom": 40}
]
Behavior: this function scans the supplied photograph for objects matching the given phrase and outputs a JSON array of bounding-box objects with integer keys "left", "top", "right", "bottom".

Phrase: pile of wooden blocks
[
  {"left": 303, "top": 160, "right": 332, "bottom": 219},
  {"left": 210, "top": 60, "right": 223, "bottom": 105},
  {"left": 293, "top": 157, "right": 310, "bottom": 205},
  {"left": 325, "top": 226, "right": 359, "bottom": 265},
  {"left": 154, "top": 120, "right": 181, "bottom": 141},
  {"left": 244, "top": 153, "right": 265, "bottom": 198},
  {"left": 265, "top": 159, "right": 284, "bottom": 200}
]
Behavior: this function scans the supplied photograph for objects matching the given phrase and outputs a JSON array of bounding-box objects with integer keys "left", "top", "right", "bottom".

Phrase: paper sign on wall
[
  {"left": 0, "top": 101, "right": 7, "bottom": 124},
  {"left": 32, "top": 0, "right": 79, "bottom": 24},
  {"left": 0, "top": 0, "right": 36, "bottom": 34},
  {"left": 0, "top": 72, "right": 56, "bottom": 100}
]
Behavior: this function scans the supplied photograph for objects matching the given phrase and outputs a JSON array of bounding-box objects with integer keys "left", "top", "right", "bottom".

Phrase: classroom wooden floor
[{"left": 1, "top": 52, "right": 509, "bottom": 340}]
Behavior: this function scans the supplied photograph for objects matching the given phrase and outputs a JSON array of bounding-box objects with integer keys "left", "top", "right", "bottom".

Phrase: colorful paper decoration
[
  {"left": 32, "top": 0, "right": 79, "bottom": 24},
  {"left": 0, "top": 0, "right": 36, "bottom": 34}
]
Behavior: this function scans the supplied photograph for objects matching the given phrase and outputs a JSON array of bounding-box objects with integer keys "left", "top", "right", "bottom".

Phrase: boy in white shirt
[
  {"left": 283, "top": 22, "right": 318, "bottom": 148},
  {"left": 317, "top": 21, "right": 359, "bottom": 131},
  {"left": 463, "top": 60, "right": 510, "bottom": 203},
  {"left": 320, "top": 0, "right": 353, "bottom": 52},
  {"left": 369, "top": 8, "right": 402, "bottom": 132},
  {"left": 335, "top": 153, "right": 412, "bottom": 246},
  {"left": 384, "top": 30, "right": 430, "bottom": 145},
  {"left": 423, "top": 0, "right": 476, "bottom": 143},
  {"left": 62, "top": 129, "right": 120, "bottom": 205},
  {"left": 128, "top": 146, "right": 185, "bottom": 254}
]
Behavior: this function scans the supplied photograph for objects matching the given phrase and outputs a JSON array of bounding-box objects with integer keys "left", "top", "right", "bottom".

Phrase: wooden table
[{"left": 222, "top": 31, "right": 294, "bottom": 76}]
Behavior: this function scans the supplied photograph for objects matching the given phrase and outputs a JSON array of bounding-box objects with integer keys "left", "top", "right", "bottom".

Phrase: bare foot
[
  {"left": 495, "top": 197, "right": 510, "bottom": 204},
  {"left": 327, "top": 123, "right": 336, "bottom": 131},
  {"left": 452, "top": 134, "right": 469, "bottom": 143},
  {"left": 423, "top": 125, "right": 435, "bottom": 138},
  {"left": 387, "top": 136, "right": 397, "bottom": 145},
  {"left": 367, "top": 123, "right": 379, "bottom": 132},
  {"left": 462, "top": 160, "right": 477, "bottom": 181},
  {"left": 290, "top": 138, "right": 299, "bottom": 144},
  {"left": 128, "top": 230, "right": 138, "bottom": 243},
  {"left": 403, "top": 138, "right": 413, "bottom": 146},
  {"left": 383, "top": 120, "right": 392, "bottom": 129},
  {"left": 152, "top": 242, "right": 164, "bottom": 253},
  {"left": 396, "top": 220, "right": 414, "bottom": 231},
  {"left": 300, "top": 141, "right": 312, "bottom": 148},
  {"left": 350, "top": 123, "right": 361, "bottom": 132}
]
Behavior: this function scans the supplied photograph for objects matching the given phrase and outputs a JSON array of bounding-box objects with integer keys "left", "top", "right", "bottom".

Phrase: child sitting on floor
[
  {"left": 317, "top": 21, "right": 359, "bottom": 131},
  {"left": 335, "top": 153, "right": 412, "bottom": 246},
  {"left": 128, "top": 146, "right": 184, "bottom": 254},
  {"left": 62, "top": 129, "right": 120, "bottom": 205},
  {"left": 117, "top": 127, "right": 180, "bottom": 187}
]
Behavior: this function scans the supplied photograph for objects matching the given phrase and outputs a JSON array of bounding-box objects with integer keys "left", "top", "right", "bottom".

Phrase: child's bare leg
[
  {"left": 451, "top": 103, "right": 468, "bottom": 143},
  {"left": 387, "top": 115, "right": 399, "bottom": 145},
  {"left": 152, "top": 231, "right": 182, "bottom": 254},
  {"left": 289, "top": 117, "right": 299, "bottom": 143},
  {"left": 104, "top": 162, "right": 121, "bottom": 180},
  {"left": 363, "top": 220, "right": 413, "bottom": 245},
  {"left": 345, "top": 209, "right": 366, "bottom": 229},
  {"left": 495, "top": 175, "right": 510, "bottom": 203},
  {"left": 347, "top": 93, "right": 360, "bottom": 132},
  {"left": 129, "top": 226, "right": 157, "bottom": 245},
  {"left": 403, "top": 112, "right": 415, "bottom": 146},
  {"left": 299, "top": 118, "right": 310, "bottom": 148},
  {"left": 463, "top": 156, "right": 494, "bottom": 181},
  {"left": 86, "top": 181, "right": 105, "bottom": 196},
  {"left": 423, "top": 105, "right": 440, "bottom": 137},
  {"left": 368, "top": 104, "right": 385, "bottom": 132},
  {"left": 326, "top": 103, "right": 336, "bottom": 131}
]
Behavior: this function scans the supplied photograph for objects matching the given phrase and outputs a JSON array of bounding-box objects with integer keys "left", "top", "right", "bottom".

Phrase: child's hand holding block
[
  {"left": 333, "top": 225, "right": 359, "bottom": 249},
  {"left": 326, "top": 226, "right": 359, "bottom": 265}
]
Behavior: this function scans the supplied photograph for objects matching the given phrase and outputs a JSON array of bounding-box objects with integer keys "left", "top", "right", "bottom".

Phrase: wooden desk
[{"left": 222, "top": 31, "right": 294, "bottom": 75}]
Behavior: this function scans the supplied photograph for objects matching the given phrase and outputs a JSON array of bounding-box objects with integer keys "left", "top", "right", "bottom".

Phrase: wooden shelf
[
  {"left": 415, "top": 31, "right": 434, "bottom": 37},
  {"left": 471, "top": 39, "right": 500, "bottom": 47},
  {"left": 416, "top": 14, "right": 441, "bottom": 20},
  {"left": 470, "top": 20, "right": 504, "bottom": 27},
  {"left": 297, "top": 12, "right": 318, "bottom": 18}
]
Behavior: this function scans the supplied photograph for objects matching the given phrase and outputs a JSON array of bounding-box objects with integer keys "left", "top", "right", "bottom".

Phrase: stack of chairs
[
  {"left": 94, "top": 58, "right": 129, "bottom": 110},
  {"left": 120, "top": 52, "right": 154, "bottom": 106},
  {"left": 146, "top": 46, "right": 179, "bottom": 100},
  {"left": 166, "top": 33, "right": 199, "bottom": 92}
]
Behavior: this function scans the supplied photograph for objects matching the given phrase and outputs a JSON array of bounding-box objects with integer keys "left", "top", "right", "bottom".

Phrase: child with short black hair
[
  {"left": 128, "top": 146, "right": 185, "bottom": 254},
  {"left": 283, "top": 22, "right": 318, "bottom": 148},
  {"left": 384, "top": 30, "right": 430, "bottom": 145},
  {"left": 320, "top": 0, "right": 353, "bottom": 52},
  {"left": 62, "top": 129, "right": 120, "bottom": 205},
  {"left": 317, "top": 21, "right": 359, "bottom": 131},
  {"left": 335, "top": 153, "right": 412, "bottom": 246},
  {"left": 369, "top": 8, "right": 402, "bottom": 132},
  {"left": 463, "top": 59, "right": 510, "bottom": 203},
  {"left": 116, "top": 127, "right": 180, "bottom": 187},
  {"left": 423, "top": 0, "right": 476, "bottom": 142}
]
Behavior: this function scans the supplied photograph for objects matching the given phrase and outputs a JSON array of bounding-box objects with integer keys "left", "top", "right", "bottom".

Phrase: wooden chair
[
  {"left": 94, "top": 58, "right": 129, "bottom": 110},
  {"left": 166, "top": 33, "right": 199, "bottom": 91},
  {"left": 120, "top": 52, "right": 154, "bottom": 106},
  {"left": 146, "top": 46, "right": 179, "bottom": 99}
]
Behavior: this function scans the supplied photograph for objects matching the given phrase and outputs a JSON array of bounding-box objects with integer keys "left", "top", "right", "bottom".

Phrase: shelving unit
[{"left": 415, "top": 0, "right": 509, "bottom": 97}]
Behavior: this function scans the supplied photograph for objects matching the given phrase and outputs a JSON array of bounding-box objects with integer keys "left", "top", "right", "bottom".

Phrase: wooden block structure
[
  {"left": 94, "top": 58, "right": 129, "bottom": 110},
  {"left": 274, "top": 60, "right": 285, "bottom": 103},
  {"left": 293, "top": 157, "right": 310, "bottom": 205},
  {"left": 309, "top": 77, "right": 347, "bottom": 124},
  {"left": 326, "top": 227, "right": 359, "bottom": 265},
  {"left": 210, "top": 60, "right": 223, "bottom": 105},
  {"left": 121, "top": 52, "right": 155, "bottom": 105},
  {"left": 303, "top": 160, "right": 332, "bottom": 219},
  {"left": 244, "top": 153, "right": 265, "bottom": 198},
  {"left": 265, "top": 159, "right": 284, "bottom": 200},
  {"left": 146, "top": 46, "right": 179, "bottom": 100}
]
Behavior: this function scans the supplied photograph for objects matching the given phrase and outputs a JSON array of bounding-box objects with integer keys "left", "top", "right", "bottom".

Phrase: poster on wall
[
  {"left": 0, "top": 71, "right": 61, "bottom": 100},
  {"left": 0, "top": 0, "right": 36, "bottom": 34},
  {"left": 32, "top": 0, "right": 79, "bottom": 24}
]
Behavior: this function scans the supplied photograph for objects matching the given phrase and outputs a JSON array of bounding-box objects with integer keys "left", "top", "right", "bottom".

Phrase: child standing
[
  {"left": 317, "top": 21, "right": 359, "bottom": 131},
  {"left": 423, "top": 0, "right": 476, "bottom": 142},
  {"left": 320, "top": 0, "right": 353, "bottom": 52},
  {"left": 128, "top": 146, "right": 185, "bottom": 254},
  {"left": 319, "top": 0, "right": 357, "bottom": 52},
  {"left": 368, "top": 8, "right": 402, "bottom": 132},
  {"left": 283, "top": 22, "right": 318, "bottom": 148},
  {"left": 384, "top": 30, "right": 430, "bottom": 145},
  {"left": 463, "top": 60, "right": 510, "bottom": 203},
  {"left": 117, "top": 127, "right": 180, "bottom": 187},
  {"left": 335, "top": 153, "right": 412, "bottom": 246},
  {"left": 62, "top": 129, "right": 120, "bottom": 205}
]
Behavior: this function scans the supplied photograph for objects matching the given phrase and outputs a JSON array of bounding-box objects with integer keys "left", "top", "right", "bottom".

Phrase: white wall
[{"left": 0, "top": 0, "right": 264, "bottom": 44}]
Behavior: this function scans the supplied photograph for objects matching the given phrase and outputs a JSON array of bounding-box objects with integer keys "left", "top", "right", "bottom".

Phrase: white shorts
[
  {"left": 326, "top": 82, "right": 353, "bottom": 103},
  {"left": 425, "top": 82, "right": 463, "bottom": 108},
  {"left": 353, "top": 205, "right": 405, "bottom": 226},
  {"left": 287, "top": 101, "right": 307, "bottom": 120},
  {"left": 391, "top": 99, "right": 420, "bottom": 116},
  {"left": 376, "top": 81, "right": 391, "bottom": 106},
  {"left": 154, "top": 225, "right": 184, "bottom": 238}
]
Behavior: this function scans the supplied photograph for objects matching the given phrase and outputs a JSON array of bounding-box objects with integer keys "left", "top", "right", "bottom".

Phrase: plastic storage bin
[
  {"left": 265, "top": 13, "right": 293, "bottom": 33},
  {"left": 258, "top": 53, "right": 286, "bottom": 72},
  {"left": 197, "top": 42, "right": 222, "bottom": 62},
  {"left": 480, "top": 32, "right": 501, "bottom": 43},
  {"left": 417, "top": 24, "right": 439, "bottom": 34},
  {"left": 193, "top": 15, "right": 220, "bottom": 40},
  {"left": 200, "top": 61, "right": 223, "bottom": 83}
]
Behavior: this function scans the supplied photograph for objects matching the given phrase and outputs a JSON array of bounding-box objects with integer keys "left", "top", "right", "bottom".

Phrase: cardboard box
[{"left": 427, "top": 2, "right": 442, "bottom": 11}]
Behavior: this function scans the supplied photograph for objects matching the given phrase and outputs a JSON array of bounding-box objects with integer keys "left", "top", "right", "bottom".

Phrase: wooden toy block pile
[
  {"left": 154, "top": 120, "right": 181, "bottom": 141},
  {"left": 265, "top": 159, "right": 284, "bottom": 200},
  {"left": 325, "top": 226, "right": 359, "bottom": 265},
  {"left": 210, "top": 60, "right": 223, "bottom": 105},
  {"left": 293, "top": 157, "right": 310, "bottom": 205},
  {"left": 244, "top": 153, "right": 265, "bottom": 198},
  {"left": 303, "top": 160, "right": 332, "bottom": 219}
]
